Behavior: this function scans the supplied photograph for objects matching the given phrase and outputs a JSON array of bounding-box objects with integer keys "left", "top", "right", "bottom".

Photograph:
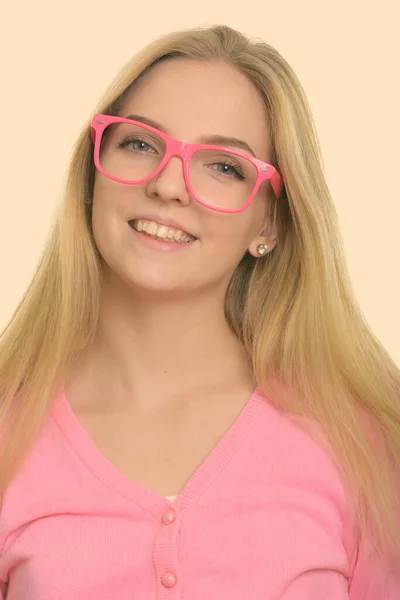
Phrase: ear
[{"left": 248, "top": 212, "right": 279, "bottom": 258}]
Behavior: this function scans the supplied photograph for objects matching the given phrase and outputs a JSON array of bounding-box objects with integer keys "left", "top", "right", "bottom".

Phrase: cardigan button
[
  {"left": 161, "top": 508, "right": 176, "bottom": 525},
  {"left": 161, "top": 571, "right": 177, "bottom": 588}
]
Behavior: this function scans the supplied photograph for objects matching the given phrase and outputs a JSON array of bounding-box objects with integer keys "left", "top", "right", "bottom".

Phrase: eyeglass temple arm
[{"left": 269, "top": 169, "right": 284, "bottom": 199}]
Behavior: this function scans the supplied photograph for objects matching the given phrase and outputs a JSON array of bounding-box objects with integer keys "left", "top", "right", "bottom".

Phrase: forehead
[{"left": 120, "top": 59, "right": 271, "bottom": 160}]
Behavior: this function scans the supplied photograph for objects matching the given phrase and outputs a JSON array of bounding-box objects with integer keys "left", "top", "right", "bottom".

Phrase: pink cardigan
[{"left": 0, "top": 385, "right": 399, "bottom": 598}]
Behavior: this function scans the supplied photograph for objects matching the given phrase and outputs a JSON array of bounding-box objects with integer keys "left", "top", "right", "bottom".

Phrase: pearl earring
[{"left": 256, "top": 244, "right": 268, "bottom": 256}]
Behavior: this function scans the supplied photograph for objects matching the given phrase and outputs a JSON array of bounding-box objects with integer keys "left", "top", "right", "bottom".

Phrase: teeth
[
  {"left": 147, "top": 222, "right": 158, "bottom": 236},
  {"left": 131, "top": 219, "right": 195, "bottom": 243},
  {"left": 156, "top": 225, "right": 168, "bottom": 238}
]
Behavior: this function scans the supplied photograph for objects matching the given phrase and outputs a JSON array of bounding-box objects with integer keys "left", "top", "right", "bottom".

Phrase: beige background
[{"left": 1, "top": 1, "right": 399, "bottom": 364}]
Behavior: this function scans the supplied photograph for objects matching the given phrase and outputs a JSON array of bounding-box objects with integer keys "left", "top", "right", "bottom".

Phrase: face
[{"left": 91, "top": 59, "right": 278, "bottom": 298}]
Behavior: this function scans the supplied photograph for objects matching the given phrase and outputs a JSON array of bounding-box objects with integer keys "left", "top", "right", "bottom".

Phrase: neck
[{"left": 66, "top": 273, "right": 255, "bottom": 412}]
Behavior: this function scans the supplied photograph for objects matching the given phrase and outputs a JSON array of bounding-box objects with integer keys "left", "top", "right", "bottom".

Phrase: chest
[
  {"left": 73, "top": 398, "right": 244, "bottom": 497},
  {"left": 6, "top": 482, "right": 351, "bottom": 600}
]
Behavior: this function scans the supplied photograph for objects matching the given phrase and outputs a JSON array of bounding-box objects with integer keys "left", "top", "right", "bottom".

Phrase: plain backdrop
[{"left": 0, "top": 0, "right": 399, "bottom": 364}]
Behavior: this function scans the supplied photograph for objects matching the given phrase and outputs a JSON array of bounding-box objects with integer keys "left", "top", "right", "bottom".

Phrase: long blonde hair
[{"left": 1, "top": 24, "right": 399, "bottom": 563}]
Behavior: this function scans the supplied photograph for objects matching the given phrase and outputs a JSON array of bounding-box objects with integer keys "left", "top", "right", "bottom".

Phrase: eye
[
  {"left": 118, "top": 136, "right": 157, "bottom": 153},
  {"left": 211, "top": 160, "right": 245, "bottom": 180}
]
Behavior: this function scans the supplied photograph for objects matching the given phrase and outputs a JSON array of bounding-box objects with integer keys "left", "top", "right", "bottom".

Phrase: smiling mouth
[{"left": 129, "top": 219, "right": 197, "bottom": 244}]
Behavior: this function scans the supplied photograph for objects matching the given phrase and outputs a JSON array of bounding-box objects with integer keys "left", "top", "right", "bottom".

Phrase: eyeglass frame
[{"left": 90, "top": 113, "right": 284, "bottom": 214}]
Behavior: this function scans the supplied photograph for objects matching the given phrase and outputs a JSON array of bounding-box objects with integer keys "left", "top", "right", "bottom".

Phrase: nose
[{"left": 145, "top": 155, "right": 191, "bottom": 206}]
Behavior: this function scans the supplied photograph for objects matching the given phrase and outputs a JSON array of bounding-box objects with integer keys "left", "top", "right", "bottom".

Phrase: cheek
[
  {"left": 207, "top": 203, "right": 264, "bottom": 250},
  {"left": 199, "top": 215, "right": 256, "bottom": 275},
  {"left": 91, "top": 181, "right": 124, "bottom": 257},
  {"left": 93, "top": 172, "right": 138, "bottom": 209},
  {"left": 92, "top": 176, "right": 131, "bottom": 230},
  {"left": 246, "top": 191, "right": 270, "bottom": 239},
  {"left": 92, "top": 176, "right": 119, "bottom": 213}
]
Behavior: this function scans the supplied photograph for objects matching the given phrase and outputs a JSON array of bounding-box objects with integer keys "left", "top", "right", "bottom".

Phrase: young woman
[{"left": 0, "top": 24, "right": 399, "bottom": 599}]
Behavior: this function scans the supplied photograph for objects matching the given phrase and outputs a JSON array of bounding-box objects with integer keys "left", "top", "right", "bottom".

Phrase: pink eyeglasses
[{"left": 90, "top": 114, "right": 284, "bottom": 214}]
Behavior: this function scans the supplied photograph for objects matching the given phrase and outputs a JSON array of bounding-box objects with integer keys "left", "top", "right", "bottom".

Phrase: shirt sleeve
[{"left": 349, "top": 539, "right": 400, "bottom": 599}]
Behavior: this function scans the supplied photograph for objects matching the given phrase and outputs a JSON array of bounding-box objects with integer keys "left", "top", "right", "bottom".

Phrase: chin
[{"left": 121, "top": 269, "right": 195, "bottom": 298}]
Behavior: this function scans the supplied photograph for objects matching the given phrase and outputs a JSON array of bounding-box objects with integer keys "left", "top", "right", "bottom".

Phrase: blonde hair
[{"left": 1, "top": 24, "right": 400, "bottom": 565}]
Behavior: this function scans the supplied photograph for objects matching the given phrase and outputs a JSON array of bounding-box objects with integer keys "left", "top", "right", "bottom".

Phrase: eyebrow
[{"left": 124, "top": 113, "right": 256, "bottom": 157}]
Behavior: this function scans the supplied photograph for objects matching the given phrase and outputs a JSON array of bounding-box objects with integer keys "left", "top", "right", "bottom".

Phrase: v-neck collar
[{"left": 51, "top": 384, "right": 266, "bottom": 518}]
